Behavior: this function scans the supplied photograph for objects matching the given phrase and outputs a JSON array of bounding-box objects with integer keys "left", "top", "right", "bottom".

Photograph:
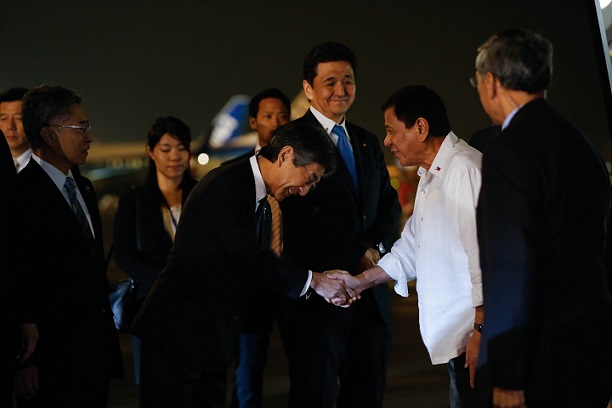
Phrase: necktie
[
  {"left": 64, "top": 177, "right": 95, "bottom": 253},
  {"left": 333, "top": 125, "right": 359, "bottom": 190},
  {"left": 267, "top": 195, "right": 282, "bottom": 256},
  {"left": 254, "top": 196, "right": 269, "bottom": 246}
]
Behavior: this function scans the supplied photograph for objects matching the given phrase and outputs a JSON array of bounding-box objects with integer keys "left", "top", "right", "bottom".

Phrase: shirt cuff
[{"left": 300, "top": 270, "right": 313, "bottom": 297}]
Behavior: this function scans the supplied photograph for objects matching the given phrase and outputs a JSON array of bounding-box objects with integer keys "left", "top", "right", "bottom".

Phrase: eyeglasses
[
  {"left": 51, "top": 122, "right": 92, "bottom": 133},
  {"left": 302, "top": 166, "right": 320, "bottom": 191},
  {"left": 469, "top": 77, "right": 478, "bottom": 88}
]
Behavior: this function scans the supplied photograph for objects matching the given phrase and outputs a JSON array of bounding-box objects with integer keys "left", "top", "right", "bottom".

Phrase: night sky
[{"left": 2, "top": 0, "right": 611, "bottom": 161}]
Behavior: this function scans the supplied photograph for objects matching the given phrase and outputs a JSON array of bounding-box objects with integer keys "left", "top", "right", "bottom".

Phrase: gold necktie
[{"left": 267, "top": 196, "right": 282, "bottom": 256}]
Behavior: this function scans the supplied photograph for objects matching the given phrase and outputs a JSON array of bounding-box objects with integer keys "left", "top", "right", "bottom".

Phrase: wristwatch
[
  {"left": 377, "top": 242, "right": 387, "bottom": 255},
  {"left": 473, "top": 322, "right": 483, "bottom": 333}
]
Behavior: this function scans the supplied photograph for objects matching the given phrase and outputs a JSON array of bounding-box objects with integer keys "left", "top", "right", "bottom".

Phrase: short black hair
[
  {"left": 0, "top": 87, "right": 29, "bottom": 103},
  {"left": 21, "top": 85, "right": 82, "bottom": 150},
  {"left": 303, "top": 42, "right": 357, "bottom": 86},
  {"left": 259, "top": 121, "right": 336, "bottom": 176},
  {"left": 249, "top": 88, "right": 291, "bottom": 119},
  {"left": 382, "top": 85, "right": 451, "bottom": 137}
]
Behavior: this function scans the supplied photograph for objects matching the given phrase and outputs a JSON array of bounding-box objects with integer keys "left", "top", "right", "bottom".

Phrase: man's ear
[
  {"left": 485, "top": 71, "right": 498, "bottom": 99},
  {"left": 278, "top": 145, "right": 294, "bottom": 166},
  {"left": 41, "top": 126, "right": 55, "bottom": 147},
  {"left": 302, "top": 80, "right": 314, "bottom": 101},
  {"left": 249, "top": 116, "right": 257, "bottom": 131},
  {"left": 415, "top": 118, "right": 430, "bottom": 142}
]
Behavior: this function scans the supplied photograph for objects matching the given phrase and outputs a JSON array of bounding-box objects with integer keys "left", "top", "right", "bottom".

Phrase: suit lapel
[{"left": 24, "top": 161, "right": 100, "bottom": 262}]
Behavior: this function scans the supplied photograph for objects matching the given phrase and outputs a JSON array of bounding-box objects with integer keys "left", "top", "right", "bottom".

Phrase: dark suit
[
  {"left": 131, "top": 159, "right": 310, "bottom": 407},
  {"left": 475, "top": 99, "right": 612, "bottom": 406},
  {"left": 14, "top": 159, "right": 122, "bottom": 407},
  {"left": 114, "top": 177, "right": 198, "bottom": 300},
  {"left": 469, "top": 125, "right": 500, "bottom": 154},
  {"left": 280, "top": 110, "right": 401, "bottom": 408},
  {"left": 222, "top": 150, "right": 287, "bottom": 407},
  {"left": 0, "top": 131, "right": 18, "bottom": 407}
]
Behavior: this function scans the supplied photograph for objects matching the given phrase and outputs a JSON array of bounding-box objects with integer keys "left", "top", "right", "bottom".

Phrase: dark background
[{"left": 2, "top": 0, "right": 611, "bottom": 160}]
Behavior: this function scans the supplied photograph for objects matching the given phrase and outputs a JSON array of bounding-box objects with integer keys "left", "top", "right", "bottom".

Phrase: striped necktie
[
  {"left": 267, "top": 195, "right": 282, "bottom": 256},
  {"left": 333, "top": 125, "right": 359, "bottom": 190}
]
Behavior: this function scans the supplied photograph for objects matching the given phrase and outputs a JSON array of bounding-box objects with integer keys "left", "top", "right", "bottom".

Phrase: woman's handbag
[{"left": 108, "top": 277, "right": 138, "bottom": 333}]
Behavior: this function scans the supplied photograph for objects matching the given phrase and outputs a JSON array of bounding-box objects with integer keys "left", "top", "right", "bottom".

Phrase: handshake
[{"left": 310, "top": 270, "right": 365, "bottom": 307}]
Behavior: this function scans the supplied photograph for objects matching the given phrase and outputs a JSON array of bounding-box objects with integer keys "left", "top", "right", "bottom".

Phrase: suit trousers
[
  {"left": 140, "top": 341, "right": 227, "bottom": 408},
  {"left": 286, "top": 292, "right": 391, "bottom": 408}
]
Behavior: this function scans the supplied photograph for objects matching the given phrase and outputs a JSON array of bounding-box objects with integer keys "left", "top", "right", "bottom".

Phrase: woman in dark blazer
[{"left": 113, "top": 116, "right": 197, "bottom": 383}]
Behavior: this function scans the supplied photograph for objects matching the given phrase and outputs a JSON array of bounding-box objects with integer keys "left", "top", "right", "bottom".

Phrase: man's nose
[
  {"left": 334, "top": 82, "right": 346, "bottom": 95},
  {"left": 383, "top": 134, "right": 391, "bottom": 147}
]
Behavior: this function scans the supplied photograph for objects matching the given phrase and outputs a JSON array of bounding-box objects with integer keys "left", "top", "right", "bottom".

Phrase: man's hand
[
  {"left": 310, "top": 270, "right": 359, "bottom": 307},
  {"left": 465, "top": 306, "right": 483, "bottom": 388},
  {"left": 464, "top": 330, "right": 480, "bottom": 387},
  {"left": 357, "top": 248, "right": 380, "bottom": 272},
  {"left": 492, "top": 388, "right": 526, "bottom": 408},
  {"left": 18, "top": 323, "right": 39, "bottom": 363},
  {"left": 15, "top": 365, "right": 39, "bottom": 400}
]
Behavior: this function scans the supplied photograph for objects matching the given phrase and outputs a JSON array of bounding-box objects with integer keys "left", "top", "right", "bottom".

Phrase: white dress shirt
[
  {"left": 14, "top": 148, "right": 32, "bottom": 173},
  {"left": 378, "top": 132, "right": 482, "bottom": 364},
  {"left": 309, "top": 106, "right": 352, "bottom": 152}
]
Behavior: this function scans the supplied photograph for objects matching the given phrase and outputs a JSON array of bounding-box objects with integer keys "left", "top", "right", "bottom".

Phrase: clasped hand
[{"left": 310, "top": 270, "right": 363, "bottom": 307}]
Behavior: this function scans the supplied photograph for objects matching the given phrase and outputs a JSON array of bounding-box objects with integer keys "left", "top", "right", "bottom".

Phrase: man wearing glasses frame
[{"left": 11, "top": 85, "right": 122, "bottom": 407}]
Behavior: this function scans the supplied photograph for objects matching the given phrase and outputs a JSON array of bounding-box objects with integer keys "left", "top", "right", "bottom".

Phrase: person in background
[
  {"left": 222, "top": 88, "right": 293, "bottom": 408},
  {"left": 472, "top": 28, "right": 612, "bottom": 407},
  {"left": 280, "top": 42, "right": 401, "bottom": 408},
  {"left": 0, "top": 87, "right": 32, "bottom": 173},
  {"left": 113, "top": 116, "right": 197, "bottom": 384}
]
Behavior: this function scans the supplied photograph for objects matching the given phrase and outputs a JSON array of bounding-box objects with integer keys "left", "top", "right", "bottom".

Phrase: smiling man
[
  {"left": 131, "top": 121, "right": 359, "bottom": 408},
  {"left": 12, "top": 85, "right": 122, "bottom": 407},
  {"left": 280, "top": 42, "right": 401, "bottom": 408}
]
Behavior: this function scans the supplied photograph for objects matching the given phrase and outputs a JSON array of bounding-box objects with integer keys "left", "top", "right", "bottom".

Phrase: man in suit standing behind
[
  {"left": 473, "top": 29, "right": 612, "bottom": 407},
  {"left": 13, "top": 85, "right": 122, "bottom": 407},
  {"left": 280, "top": 42, "right": 401, "bottom": 408},
  {"left": 0, "top": 87, "right": 32, "bottom": 173}
]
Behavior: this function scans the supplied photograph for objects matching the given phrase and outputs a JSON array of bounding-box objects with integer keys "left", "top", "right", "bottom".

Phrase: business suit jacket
[
  {"left": 476, "top": 99, "right": 612, "bottom": 403},
  {"left": 281, "top": 110, "right": 400, "bottom": 322},
  {"left": 13, "top": 159, "right": 122, "bottom": 403},
  {"left": 113, "top": 177, "right": 197, "bottom": 299},
  {"left": 131, "top": 159, "right": 309, "bottom": 372},
  {"left": 0, "top": 131, "right": 18, "bottom": 406}
]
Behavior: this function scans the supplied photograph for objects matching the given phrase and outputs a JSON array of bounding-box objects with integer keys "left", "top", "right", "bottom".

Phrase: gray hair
[{"left": 475, "top": 28, "right": 553, "bottom": 94}]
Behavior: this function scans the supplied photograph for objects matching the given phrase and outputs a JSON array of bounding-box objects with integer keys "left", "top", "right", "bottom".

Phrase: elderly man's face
[
  {"left": 47, "top": 104, "right": 93, "bottom": 173},
  {"left": 268, "top": 146, "right": 324, "bottom": 201},
  {"left": 383, "top": 108, "right": 426, "bottom": 167},
  {"left": 475, "top": 71, "right": 505, "bottom": 125}
]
